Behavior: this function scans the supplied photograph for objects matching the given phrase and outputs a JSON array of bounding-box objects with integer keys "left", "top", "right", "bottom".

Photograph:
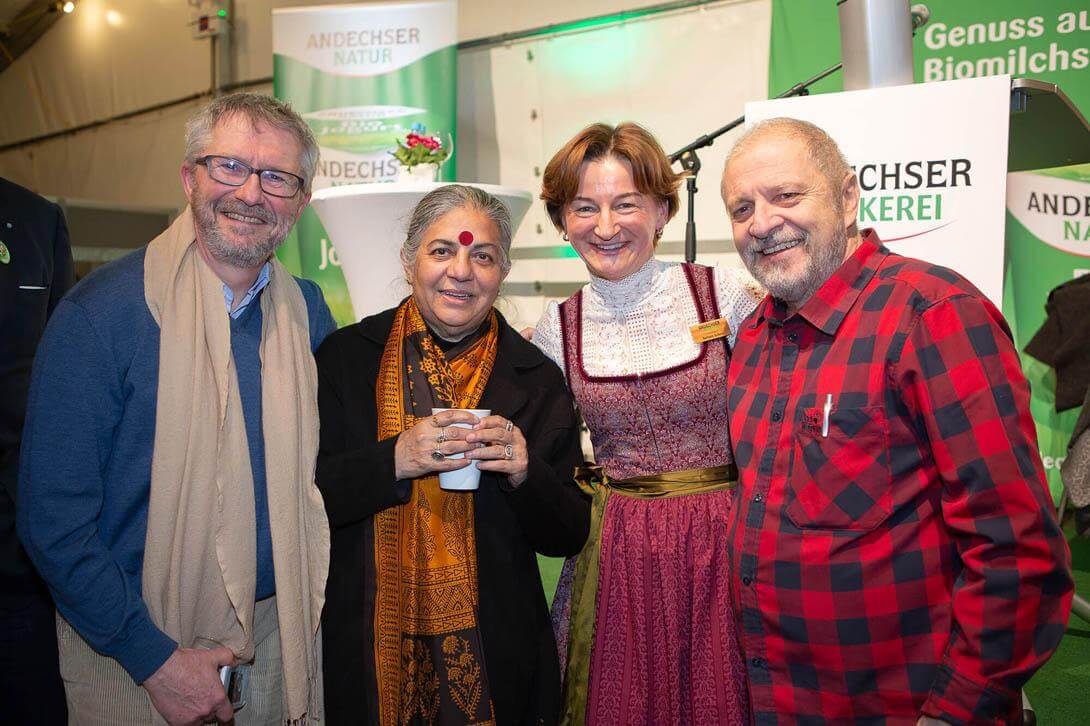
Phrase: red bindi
[{"left": 458, "top": 230, "right": 474, "bottom": 246}]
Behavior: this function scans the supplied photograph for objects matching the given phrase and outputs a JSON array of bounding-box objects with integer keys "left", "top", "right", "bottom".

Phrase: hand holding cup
[
  {"left": 394, "top": 409, "right": 479, "bottom": 480},
  {"left": 465, "top": 415, "right": 529, "bottom": 488}
]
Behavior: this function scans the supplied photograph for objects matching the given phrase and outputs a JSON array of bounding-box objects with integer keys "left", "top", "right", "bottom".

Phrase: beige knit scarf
[{"left": 142, "top": 207, "right": 329, "bottom": 724}]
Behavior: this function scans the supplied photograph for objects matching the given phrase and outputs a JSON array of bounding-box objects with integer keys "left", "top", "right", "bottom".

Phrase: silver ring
[
  {"left": 505, "top": 420, "right": 514, "bottom": 432},
  {"left": 431, "top": 449, "right": 445, "bottom": 461},
  {"left": 436, "top": 432, "right": 448, "bottom": 444},
  {"left": 504, "top": 444, "right": 513, "bottom": 460}
]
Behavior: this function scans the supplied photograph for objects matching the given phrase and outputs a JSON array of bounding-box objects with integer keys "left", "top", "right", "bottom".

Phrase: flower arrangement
[{"left": 392, "top": 123, "right": 450, "bottom": 169}]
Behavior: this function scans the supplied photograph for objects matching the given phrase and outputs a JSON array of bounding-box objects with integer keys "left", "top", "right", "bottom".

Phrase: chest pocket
[
  {"left": 787, "top": 405, "right": 893, "bottom": 531},
  {"left": 0, "top": 250, "right": 51, "bottom": 359}
]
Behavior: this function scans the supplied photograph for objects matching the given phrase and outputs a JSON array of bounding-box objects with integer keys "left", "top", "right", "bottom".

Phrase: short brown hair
[{"left": 541, "top": 122, "right": 683, "bottom": 232}]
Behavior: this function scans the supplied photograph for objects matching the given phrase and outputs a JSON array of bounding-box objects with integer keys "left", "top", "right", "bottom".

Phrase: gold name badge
[{"left": 690, "top": 318, "right": 730, "bottom": 344}]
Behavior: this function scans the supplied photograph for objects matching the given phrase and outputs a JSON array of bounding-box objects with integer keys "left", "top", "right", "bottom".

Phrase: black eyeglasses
[{"left": 195, "top": 155, "right": 306, "bottom": 198}]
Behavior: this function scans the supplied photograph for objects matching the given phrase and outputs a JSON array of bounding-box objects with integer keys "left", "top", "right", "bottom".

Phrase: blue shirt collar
[{"left": 224, "top": 262, "right": 271, "bottom": 319}]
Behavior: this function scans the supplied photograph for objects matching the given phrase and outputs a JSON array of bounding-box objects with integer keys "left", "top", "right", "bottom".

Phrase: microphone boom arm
[{"left": 670, "top": 61, "right": 843, "bottom": 261}]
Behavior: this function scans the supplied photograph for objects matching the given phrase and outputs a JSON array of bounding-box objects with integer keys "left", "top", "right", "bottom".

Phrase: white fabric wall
[
  {"left": 0, "top": 0, "right": 770, "bottom": 326},
  {"left": 0, "top": 0, "right": 707, "bottom": 166},
  {"left": 1, "top": 0, "right": 769, "bottom": 200},
  {"left": 461, "top": 1, "right": 770, "bottom": 324}
]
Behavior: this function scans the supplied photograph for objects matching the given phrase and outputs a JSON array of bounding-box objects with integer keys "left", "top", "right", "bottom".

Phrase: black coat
[
  {"left": 1024, "top": 273, "right": 1090, "bottom": 411},
  {"left": 0, "top": 177, "right": 74, "bottom": 582},
  {"left": 315, "top": 306, "right": 590, "bottom": 725}
]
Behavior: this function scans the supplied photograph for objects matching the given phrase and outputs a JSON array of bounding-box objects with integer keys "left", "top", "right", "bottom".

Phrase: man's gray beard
[
  {"left": 193, "top": 200, "right": 291, "bottom": 269},
  {"left": 743, "top": 223, "right": 848, "bottom": 309}
]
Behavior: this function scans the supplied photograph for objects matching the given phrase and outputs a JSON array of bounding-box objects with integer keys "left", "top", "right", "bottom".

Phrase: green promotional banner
[
  {"left": 272, "top": 1, "right": 458, "bottom": 326},
  {"left": 769, "top": 1, "right": 1090, "bottom": 499}
]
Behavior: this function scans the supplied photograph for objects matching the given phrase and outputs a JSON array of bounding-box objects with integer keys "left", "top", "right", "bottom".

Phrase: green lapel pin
[{"left": 0, "top": 241, "right": 9, "bottom": 264}]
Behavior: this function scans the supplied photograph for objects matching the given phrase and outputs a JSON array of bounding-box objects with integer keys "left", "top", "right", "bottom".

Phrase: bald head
[
  {"left": 718, "top": 117, "right": 862, "bottom": 312},
  {"left": 722, "top": 117, "right": 853, "bottom": 200}
]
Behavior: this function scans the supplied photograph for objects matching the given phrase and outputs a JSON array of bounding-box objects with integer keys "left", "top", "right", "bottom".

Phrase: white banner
[
  {"left": 272, "top": 1, "right": 458, "bottom": 77},
  {"left": 745, "top": 75, "right": 1012, "bottom": 304},
  {"left": 1007, "top": 172, "right": 1090, "bottom": 260}
]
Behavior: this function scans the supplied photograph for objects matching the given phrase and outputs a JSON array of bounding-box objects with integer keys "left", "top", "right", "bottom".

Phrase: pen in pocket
[{"left": 822, "top": 394, "right": 832, "bottom": 437}]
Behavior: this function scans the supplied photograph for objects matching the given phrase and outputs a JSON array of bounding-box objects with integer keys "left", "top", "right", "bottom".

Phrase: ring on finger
[
  {"left": 504, "top": 444, "right": 513, "bottom": 460},
  {"left": 432, "top": 415, "right": 441, "bottom": 427},
  {"left": 431, "top": 447, "right": 445, "bottom": 461},
  {"left": 504, "top": 420, "right": 514, "bottom": 432},
  {"left": 436, "top": 432, "right": 448, "bottom": 444}
]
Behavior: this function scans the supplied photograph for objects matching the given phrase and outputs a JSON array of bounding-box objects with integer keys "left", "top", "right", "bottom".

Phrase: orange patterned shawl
[{"left": 374, "top": 296, "right": 498, "bottom": 725}]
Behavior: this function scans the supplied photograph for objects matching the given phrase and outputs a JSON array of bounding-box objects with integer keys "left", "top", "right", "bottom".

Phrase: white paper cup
[{"left": 432, "top": 408, "right": 491, "bottom": 491}]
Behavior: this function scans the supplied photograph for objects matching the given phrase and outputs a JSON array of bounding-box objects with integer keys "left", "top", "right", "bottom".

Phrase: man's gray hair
[
  {"left": 723, "top": 117, "right": 853, "bottom": 193},
  {"left": 184, "top": 92, "right": 320, "bottom": 193},
  {"left": 401, "top": 185, "right": 513, "bottom": 275}
]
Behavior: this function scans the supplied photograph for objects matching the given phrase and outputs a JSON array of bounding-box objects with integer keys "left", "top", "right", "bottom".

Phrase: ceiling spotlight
[{"left": 52, "top": 1, "right": 76, "bottom": 12}]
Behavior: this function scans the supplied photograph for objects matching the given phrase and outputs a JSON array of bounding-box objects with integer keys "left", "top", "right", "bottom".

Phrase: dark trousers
[{"left": 0, "top": 575, "right": 67, "bottom": 724}]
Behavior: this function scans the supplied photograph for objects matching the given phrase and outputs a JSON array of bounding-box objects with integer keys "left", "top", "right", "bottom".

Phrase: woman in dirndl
[{"left": 532, "top": 122, "right": 763, "bottom": 725}]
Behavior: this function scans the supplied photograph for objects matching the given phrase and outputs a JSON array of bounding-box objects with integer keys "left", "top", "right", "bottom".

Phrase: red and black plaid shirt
[{"left": 727, "top": 231, "right": 1072, "bottom": 725}]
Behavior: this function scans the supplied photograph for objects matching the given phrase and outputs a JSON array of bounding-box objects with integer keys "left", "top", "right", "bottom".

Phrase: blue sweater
[{"left": 17, "top": 248, "right": 335, "bottom": 684}]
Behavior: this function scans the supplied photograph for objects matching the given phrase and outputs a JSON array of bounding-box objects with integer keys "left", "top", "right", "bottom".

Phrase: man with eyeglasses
[{"left": 18, "top": 93, "right": 336, "bottom": 725}]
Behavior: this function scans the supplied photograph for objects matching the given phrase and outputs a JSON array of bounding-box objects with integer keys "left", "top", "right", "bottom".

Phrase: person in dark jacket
[
  {"left": 316, "top": 184, "right": 590, "bottom": 725},
  {"left": 0, "top": 176, "right": 73, "bottom": 725}
]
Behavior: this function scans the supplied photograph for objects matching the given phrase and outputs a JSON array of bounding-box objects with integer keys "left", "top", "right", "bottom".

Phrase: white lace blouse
[{"left": 532, "top": 258, "right": 764, "bottom": 377}]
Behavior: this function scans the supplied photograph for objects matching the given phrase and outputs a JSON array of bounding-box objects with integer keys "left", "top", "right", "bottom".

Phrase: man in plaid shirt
[{"left": 720, "top": 118, "right": 1072, "bottom": 725}]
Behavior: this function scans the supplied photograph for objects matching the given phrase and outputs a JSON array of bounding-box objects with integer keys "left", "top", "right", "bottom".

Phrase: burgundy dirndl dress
[{"left": 551, "top": 263, "right": 749, "bottom": 725}]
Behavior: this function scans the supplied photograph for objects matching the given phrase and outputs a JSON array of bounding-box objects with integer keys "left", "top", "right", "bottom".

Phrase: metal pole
[
  {"left": 681, "top": 156, "right": 700, "bottom": 263},
  {"left": 837, "top": 0, "right": 915, "bottom": 90},
  {"left": 210, "top": 34, "right": 218, "bottom": 97},
  {"left": 668, "top": 62, "right": 842, "bottom": 261},
  {"left": 1072, "top": 593, "right": 1090, "bottom": 625}
]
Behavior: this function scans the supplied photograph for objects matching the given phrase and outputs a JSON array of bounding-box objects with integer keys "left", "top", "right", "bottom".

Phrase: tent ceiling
[
  {"left": 0, "top": 0, "right": 30, "bottom": 28},
  {"left": 0, "top": 0, "right": 63, "bottom": 73}
]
